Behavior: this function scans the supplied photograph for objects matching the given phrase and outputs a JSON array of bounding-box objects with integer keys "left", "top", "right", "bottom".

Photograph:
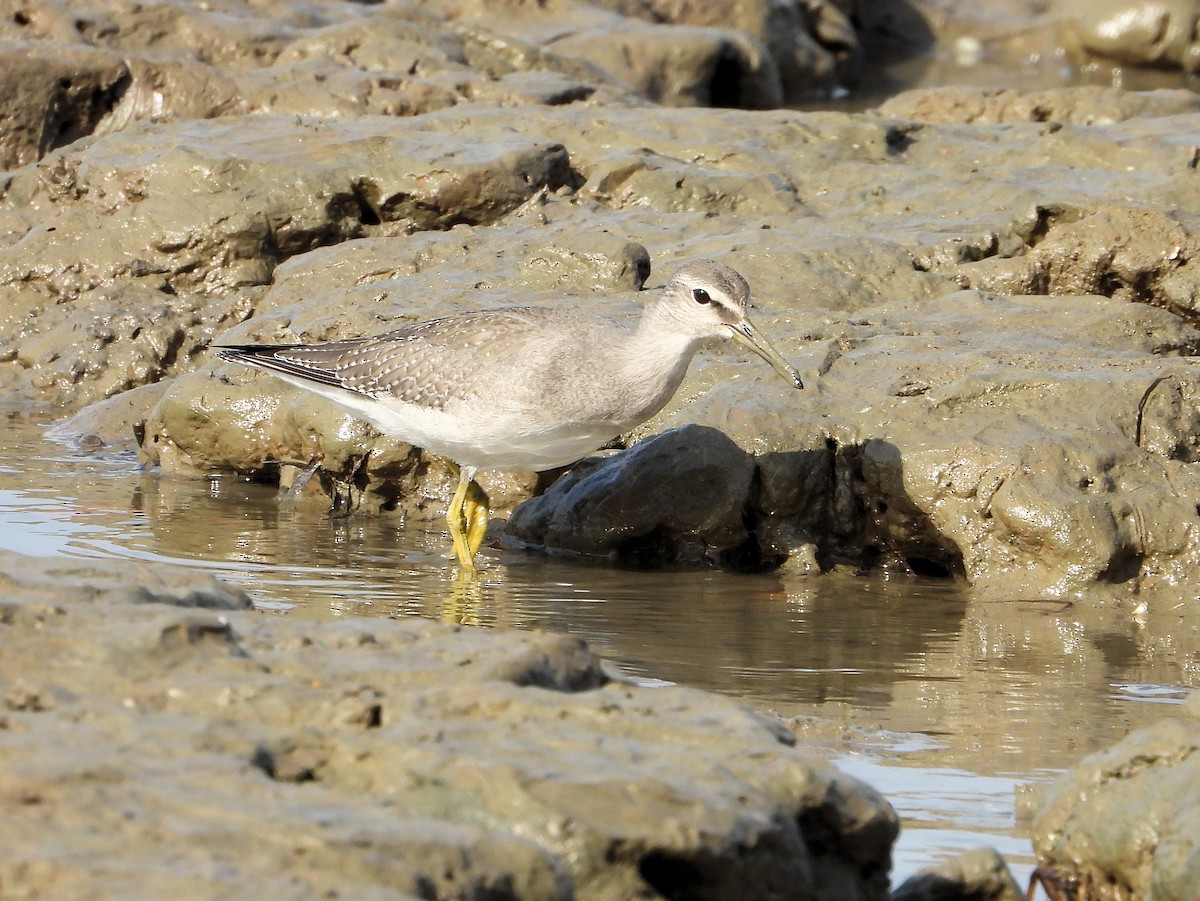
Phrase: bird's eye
[{"left": 692, "top": 287, "right": 711, "bottom": 304}]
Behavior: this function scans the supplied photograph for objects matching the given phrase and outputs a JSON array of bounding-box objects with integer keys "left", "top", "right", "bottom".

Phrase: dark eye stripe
[{"left": 692, "top": 287, "right": 711, "bottom": 304}]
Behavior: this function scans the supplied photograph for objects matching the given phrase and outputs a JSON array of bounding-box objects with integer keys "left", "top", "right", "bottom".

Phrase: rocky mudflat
[
  {"left": 122, "top": 97, "right": 1200, "bottom": 601},
  {"left": 3, "top": 0, "right": 1200, "bottom": 897},
  {"left": 3, "top": 0, "right": 1198, "bottom": 600},
  {"left": 0, "top": 549, "right": 897, "bottom": 899}
]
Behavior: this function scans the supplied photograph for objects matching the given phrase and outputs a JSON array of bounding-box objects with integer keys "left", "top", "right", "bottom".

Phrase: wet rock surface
[
  {"left": 1030, "top": 692, "right": 1200, "bottom": 901},
  {"left": 0, "top": 549, "right": 897, "bottom": 900},
  {"left": 1060, "top": 0, "right": 1200, "bottom": 75}
]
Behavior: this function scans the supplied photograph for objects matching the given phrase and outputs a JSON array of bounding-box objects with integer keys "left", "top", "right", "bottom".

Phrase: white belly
[{"left": 276, "top": 374, "right": 620, "bottom": 472}]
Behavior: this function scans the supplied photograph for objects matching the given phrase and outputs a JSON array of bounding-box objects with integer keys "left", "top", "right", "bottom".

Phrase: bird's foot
[
  {"left": 446, "top": 464, "right": 489, "bottom": 571},
  {"left": 463, "top": 479, "right": 490, "bottom": 560}
]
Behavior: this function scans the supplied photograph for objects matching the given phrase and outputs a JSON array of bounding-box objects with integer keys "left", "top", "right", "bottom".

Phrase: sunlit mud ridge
[{"left": 0, "top": 550, "right": 896, "bottom": 900}]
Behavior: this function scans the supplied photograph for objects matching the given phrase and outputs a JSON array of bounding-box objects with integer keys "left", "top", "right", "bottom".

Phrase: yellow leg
[
  {"left": 446, "top": 466, "right": 475, "bottom": 570},
  {"left": 446, "top": 464, "right": 490, "bottom": 570},
  {"left": 463, "top": 478, "right": 490, "bottom": 559}
]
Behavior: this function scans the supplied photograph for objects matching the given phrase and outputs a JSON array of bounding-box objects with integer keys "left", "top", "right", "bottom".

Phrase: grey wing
[{"left": 215, "top": 309, "right": 559, "bottom": 410}]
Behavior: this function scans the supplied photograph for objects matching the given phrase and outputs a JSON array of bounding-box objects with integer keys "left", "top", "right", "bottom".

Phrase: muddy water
[{"left": 2, "top": 416, "right": 1192, "bottom": 887}]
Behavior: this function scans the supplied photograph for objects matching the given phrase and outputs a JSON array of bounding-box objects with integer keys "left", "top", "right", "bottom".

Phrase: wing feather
[{"left": 215, "top": 309, "right": 566, "bottom": 411}]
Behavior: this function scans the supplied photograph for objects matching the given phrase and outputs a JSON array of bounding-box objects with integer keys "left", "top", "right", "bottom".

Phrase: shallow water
[{"left": 3, "top": 416, "right": 1194, "bottom": 889}]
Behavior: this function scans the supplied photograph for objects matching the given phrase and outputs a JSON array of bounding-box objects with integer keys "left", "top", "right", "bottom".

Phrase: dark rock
[
  {"left": 891, "top": 847, "right": 1023, "bottom": 901},
  {"left": 508, "top": 425, "right": 758, "bottom": 566},
  {"left": 0, "top": 40, "right": 131, "bottom": 170}
]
